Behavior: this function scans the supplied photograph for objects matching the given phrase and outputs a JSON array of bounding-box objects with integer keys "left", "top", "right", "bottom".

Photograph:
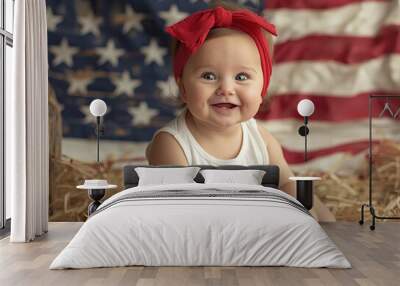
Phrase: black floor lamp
[
  {"left": 76, "top": 99, "right": 116, "bottom": 216},
  {"left": 89, "top": 99, "right": 107, "bottom": 163},
  {"left": 297, "top": 99, "right": 315, "bottom": 162},
  {"left": 290, "top": 99, "right": 319, "bottom": 211}
]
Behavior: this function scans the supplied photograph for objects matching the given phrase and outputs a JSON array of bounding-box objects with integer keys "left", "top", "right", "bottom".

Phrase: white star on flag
[
  {"left": 50, "top": 38, "right": 79, "bottom": 67},
  {"left": 140, "top": 38, "right": 167, "bottom": 66},
  {"left": 128, "top": 102, "right": 159, "bottom": 126},
  {"left": 156, "top": 76, "right": 179, "bottom": 99},
  {"left": 96, "top": 40, "right": 125, "bottom": 67},
  {"left": 47, "top": 7, "right": 63, "bottom": 32},
  {"left": 123, "top": 5, "right": 146, "bottom": 33},
  {"left": 159, "top": 4, "right": 189, "bottom": 26},
  {"left": 78, "top": 13, "right": 103, "bottom": 36},
  {"left": 68, "top": 76, "right": 93, "bottom": 95},
  {"left": 113, "top": 71, "right": 141, "bottom": 97}
]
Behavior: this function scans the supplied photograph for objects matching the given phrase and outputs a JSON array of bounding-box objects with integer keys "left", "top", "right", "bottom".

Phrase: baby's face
[{"left": 179, "top": 28, "right": 264, "bottom": 129}]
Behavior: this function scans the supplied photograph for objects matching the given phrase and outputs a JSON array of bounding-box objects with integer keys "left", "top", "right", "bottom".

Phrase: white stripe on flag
[
  {"left": 269, "top": 54, "right": 400, "bottom": 96},
  {"left": 289, "top": 151, "right": 368, "bottom": 174},
  {"left": 62, "top": 138, "right": 148, "bottom": 164},
  {"left": 266, "top": 1, "right": 400, "bottom": 44},
  {"left": 257, "top": 117, "right": 400, "bottom": 151}
]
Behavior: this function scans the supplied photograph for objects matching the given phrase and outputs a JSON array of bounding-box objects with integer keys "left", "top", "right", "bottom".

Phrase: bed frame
[{"left": 123, "top": 165, "right": 280, "bottom": 189}]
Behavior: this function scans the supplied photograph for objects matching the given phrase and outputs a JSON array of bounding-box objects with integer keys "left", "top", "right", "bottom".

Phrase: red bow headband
[{"left": 165, "top": 6, "right": 277, "bottom": 98}]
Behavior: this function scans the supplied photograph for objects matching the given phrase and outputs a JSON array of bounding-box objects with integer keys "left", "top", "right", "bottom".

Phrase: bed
[{"left": 50, "top": 164, "right": 351, "bottom": 269}]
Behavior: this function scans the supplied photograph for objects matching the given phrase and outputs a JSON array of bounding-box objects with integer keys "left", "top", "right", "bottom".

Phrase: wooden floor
[{"left": 0, "top": 222, "right": 399, "bottom": 286}]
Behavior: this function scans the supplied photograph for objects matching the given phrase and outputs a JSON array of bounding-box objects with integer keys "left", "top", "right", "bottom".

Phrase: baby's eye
[
  {"left": 236, "top": 73, "right": 249, "bottom": 81},
  {"left": 201, "top": 72, "right": 217, "bottom": 80}
]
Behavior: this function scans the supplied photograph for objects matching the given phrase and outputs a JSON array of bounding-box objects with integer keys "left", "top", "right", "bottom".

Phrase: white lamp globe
[
  {"left": 89, "top": 99, "right": 107, "bottom": 117},
  {"left": 297, "top": 99, "right": 315, "bottom": 117}
]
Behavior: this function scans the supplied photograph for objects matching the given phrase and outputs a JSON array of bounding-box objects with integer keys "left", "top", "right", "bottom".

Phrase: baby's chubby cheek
[
  {"left": 239, "top": 106, "right": 259, "bottom": 121},
  {"left": 240, "top": 98, "right": 263, "bottom": 115}
]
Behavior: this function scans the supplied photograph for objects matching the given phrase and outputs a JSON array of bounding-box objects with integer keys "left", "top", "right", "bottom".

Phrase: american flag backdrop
[
  {"left": 260, "top": 0, "right": 400, "bottom": 171},
  {"left": 47, "top": 0, "right": 400, "bottom": 170}
]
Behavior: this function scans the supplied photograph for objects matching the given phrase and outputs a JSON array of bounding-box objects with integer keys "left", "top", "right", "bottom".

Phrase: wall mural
[{"left": 46, "top": 0, "right": 400, "bottom": 222}]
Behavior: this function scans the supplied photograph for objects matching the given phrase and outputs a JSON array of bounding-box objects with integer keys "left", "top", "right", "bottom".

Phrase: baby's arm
[
  {"left": 146, "top": 132, "right": 188, "bottom": 166},
  {"left": 257, "top": 123, "right": 335, "bottom": 222}
]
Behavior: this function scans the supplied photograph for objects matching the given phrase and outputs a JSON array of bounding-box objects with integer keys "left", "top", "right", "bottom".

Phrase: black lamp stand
[
  {"left": 298, "top": 116, "right": 309, "bottom": 162},
  {"left": 296, "top": 116, "right": 314, "bottom": 210},
  {"left": 87, "top": 116, "right": 105, "bottom": 216},
  {"left": 96, "top": 116, "right": 100, "bottom": 163}
]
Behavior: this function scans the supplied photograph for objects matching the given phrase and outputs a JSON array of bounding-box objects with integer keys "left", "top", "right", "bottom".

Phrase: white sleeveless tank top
[{"left": 152, "top": 108, "right": 269, "bottom": 166}]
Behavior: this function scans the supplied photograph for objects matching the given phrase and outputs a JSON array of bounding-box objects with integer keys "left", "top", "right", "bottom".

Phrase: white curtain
[{"left": 8, "top": 0, "right": 49, "bottom": 242}]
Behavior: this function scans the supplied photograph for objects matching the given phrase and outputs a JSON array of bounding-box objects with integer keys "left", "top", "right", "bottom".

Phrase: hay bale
[
  {"left": 49, "top": 154, "right": 145, "bottom": 221},
  {"left": 50, "top": 138, "right": 400, "bottom": 222},
  {"left": 48, "top": 85, "right": 62, "bottom": 216},
  {"left": 302, "top": 139, "right": 400, "bottom": 221}
]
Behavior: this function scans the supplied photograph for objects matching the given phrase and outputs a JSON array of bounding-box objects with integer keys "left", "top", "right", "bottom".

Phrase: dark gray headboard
[{"left": 123, "top": 165, "right": 280, "bottom": 189}]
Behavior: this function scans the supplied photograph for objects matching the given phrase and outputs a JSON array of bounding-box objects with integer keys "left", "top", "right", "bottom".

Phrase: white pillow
[
  {"left": 200, "top": 169, "right": 266, "bottom": 185},
  {"left": 135, "top": 167, "right": 201, "bottom": 186}
]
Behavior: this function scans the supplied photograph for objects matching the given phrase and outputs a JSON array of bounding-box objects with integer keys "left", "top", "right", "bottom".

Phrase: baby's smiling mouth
[{"left": 211, "top": 103, "right": 238, "bottom": 109}]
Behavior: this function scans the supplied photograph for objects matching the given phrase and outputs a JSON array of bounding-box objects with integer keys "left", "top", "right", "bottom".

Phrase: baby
[{"left": 146, "top": 4, "right": 335, "bottom": 222}]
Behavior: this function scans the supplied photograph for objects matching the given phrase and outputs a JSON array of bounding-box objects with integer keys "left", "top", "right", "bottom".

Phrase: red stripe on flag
[
  {"left": 274, "top": 25, "right": 400, "bottom": 64},
  {"left": 264, "top": 0, "right": 386, "bottom": 10},
  {"left": 256, "top": 92, "right": 400, "bottom": 122},
  {"left": 282, "top": 141, "right": 371, "bottom": 164}
]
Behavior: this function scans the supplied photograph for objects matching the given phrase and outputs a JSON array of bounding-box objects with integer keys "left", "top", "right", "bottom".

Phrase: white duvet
[{"left": 50, "top": 183, "right": 351, "bottom": 269}]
